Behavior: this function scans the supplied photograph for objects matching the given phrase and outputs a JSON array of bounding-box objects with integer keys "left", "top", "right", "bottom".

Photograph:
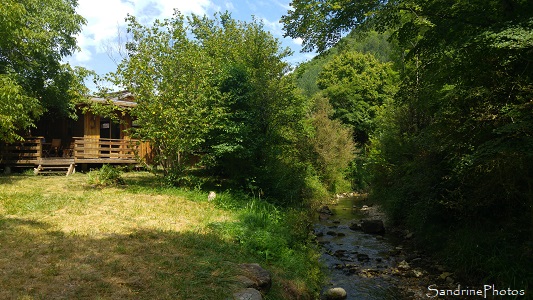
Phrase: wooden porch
[{"left": 1, "top": 136, "right": 150, "bottom": 167}]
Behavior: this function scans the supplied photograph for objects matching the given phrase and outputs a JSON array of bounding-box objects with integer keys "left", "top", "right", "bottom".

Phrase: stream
[{"left": 315, "top": 195, "right": 406, "bottom": 300}]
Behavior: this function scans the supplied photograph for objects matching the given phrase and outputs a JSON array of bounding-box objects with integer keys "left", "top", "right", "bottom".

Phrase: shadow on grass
[
  {"left": 0, "top": 173, "right": 35, "bottom": 185},
  {"left": 0, "top": 217, "right": 245, "bottom": 300}
]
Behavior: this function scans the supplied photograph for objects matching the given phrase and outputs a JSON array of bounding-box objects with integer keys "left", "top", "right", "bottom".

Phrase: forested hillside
[{"left": 284, "top": 0, "right": 533, "bottom": 287}]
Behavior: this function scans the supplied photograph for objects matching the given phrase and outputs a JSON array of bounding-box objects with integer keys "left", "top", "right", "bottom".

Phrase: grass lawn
[{"left": 0, "top": 172, "right": 321, "bottom": 299}]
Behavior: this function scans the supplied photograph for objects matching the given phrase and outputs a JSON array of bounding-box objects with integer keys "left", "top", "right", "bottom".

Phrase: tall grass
[{"left": 208, "top": 191, "right": 324, "bottom": 298}]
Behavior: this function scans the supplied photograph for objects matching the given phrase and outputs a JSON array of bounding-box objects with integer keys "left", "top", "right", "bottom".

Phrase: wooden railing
[
  {"left": 73, "top": 137, "right": 137, "bottom": 160},
  {"left": 0, "top": 137, "right": 43, "bottom": 163},
  {"left": 1, "top": 137, "right": 150, "bottom": 164}
]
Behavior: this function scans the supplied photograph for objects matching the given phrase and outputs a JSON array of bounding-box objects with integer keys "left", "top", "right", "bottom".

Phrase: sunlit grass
[
  {"left": 1, "top": 173, "right": 231, "bottom": 236},
  {"left": 0, "top": 173, "right": 239, "bottom": 299},
  {"left": 0, "top": 172, "right": 322, "bottom": 299}
]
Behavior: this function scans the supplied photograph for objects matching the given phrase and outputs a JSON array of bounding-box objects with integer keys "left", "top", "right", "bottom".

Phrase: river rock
[
  {"left": 446, "top": 276, "right": 455, "bottom": 284},
  {"left": 357, "top": 253, "right": 370, "bottom": 261},
  {"left": 318, "top": 206, "right": 333, "bottom": 215},
  {"left": 397, "top": 260, "right": 410, "bottom": 270},
  {"left": 439, "top": 272, "right": 453, "bottom": 281},
  {"left": 319, "top": 213, "right": 330, "bottom": 221},
  {"left": 233, "top": 288, "right": 262, "bottom": 300},
  {"left": 361, "top": 219, "right": 385, "bottom": 235},
  {"left": 349, "top": 222, "right": 361, "bottom": 231},
  {"left": 333, "top": 249, "right": 346, "bottom": 258},
  {"left": 411, "top": 269, "right": 424, "bottom": 278},
  {"left": 323, "top": 287, "right": 347, "bottom": 300},
  {"left": 238, "top": 263, "right": 271, "bottom": 293}
]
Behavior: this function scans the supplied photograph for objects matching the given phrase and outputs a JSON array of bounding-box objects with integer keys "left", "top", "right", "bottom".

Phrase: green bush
[{"left": 87, "top": 164, "right": 124, "bottom": 186}]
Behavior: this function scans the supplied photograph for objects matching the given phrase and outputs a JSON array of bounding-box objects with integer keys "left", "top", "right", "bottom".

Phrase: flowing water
[{"left": 315, "top": 195, "right": 404, "bottom": 299}]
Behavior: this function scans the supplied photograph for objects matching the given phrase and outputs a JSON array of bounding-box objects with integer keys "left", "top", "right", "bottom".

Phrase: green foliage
[
  {"left": 317, "top": 51, "right": 398, "bottom": 144},
  {"left": 284, "top": 0, "right": 533, "bottom": 286},
  {"left": 0, "top": 75, "right": 42, "bottom": 142},
  {"left": 374, "top": 0, "right": 533, "bottom": 286},
  {"left": 307, "top": 96, "right": 354, "bottom": 193},
  {"left": 115, "top": 11, "right": 221, "bottom": 176},
  {"left": 79, "top": 99, "right": 125, "bottom": 124},
  {"left": 115, "top": 12, "right": 321, "bottom": 205},
  {"left": 293, "top": 30, "right": 400, "bottom": 99},
  {"left": 292, "top": 32, "right": 400, "bottom": 191},
  {"left": 0, "top": 0, "right": 88, "bottom": 141},
  {"left": 281, "top": 0, "right": 387, "bottom": 53},
  {"left": 303, "top": 50, "right": 398, "bottom": 191},
  {"left": 188, "top": 15, "right": 302, "bottom": 191},
  {"left": 87, "top": 165, "right": 125, "bottom": 186}
]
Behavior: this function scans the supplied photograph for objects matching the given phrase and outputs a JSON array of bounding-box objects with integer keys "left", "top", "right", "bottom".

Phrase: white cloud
[
  {"left": 70, "top": 0, "right": 213, "bottom": 67},
  {"left": 293, "top": 37, "right": 303, "bottom": 46},
  {"left": 258, "top": 16, "right": 283, "bottom": 36},
  {"left": 272, "top": 0, "right": 291, "bottom": 11},
  {"left": 224, "top": 1, "right": 235, "bottom": 11}
]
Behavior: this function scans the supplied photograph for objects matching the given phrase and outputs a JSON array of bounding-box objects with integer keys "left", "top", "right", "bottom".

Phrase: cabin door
[
  {"left": 100, "top": 118, "right": 121, "bottom": 156},
  {"left": 100, "top": 118, "right": 121, "bottom": 139}
]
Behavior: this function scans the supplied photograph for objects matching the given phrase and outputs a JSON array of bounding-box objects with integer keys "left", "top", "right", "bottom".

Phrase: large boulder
[
  {"left": 238, "top": 263, "right": 271, "bottom": 293},
  {"left": 360, "top": 219, "right": 385, "bottom": 235},
  {"left": 233, "top": 288, "right": 262, "bottom": 300}
]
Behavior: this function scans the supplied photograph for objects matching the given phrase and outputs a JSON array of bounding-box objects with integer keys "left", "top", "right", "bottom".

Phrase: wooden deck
[{"left": 1, "top": 137, "right": 148, "bottom": 166}]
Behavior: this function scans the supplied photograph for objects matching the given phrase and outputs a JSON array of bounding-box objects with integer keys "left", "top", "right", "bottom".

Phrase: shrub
[{"left": 87, "top": 164, "right": 124, "bottom": 186}]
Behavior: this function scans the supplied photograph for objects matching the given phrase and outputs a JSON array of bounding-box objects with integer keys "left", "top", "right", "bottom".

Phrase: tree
[
  {"left": 0, "top": 0, "right": 87, "bottom": 142},
  {"left": 114, "top": 12, "right": 219, "bottom": 177},
  {"left": 0, "top": 75, "right": 42, "bottom": 142},
  {"left": 115, "top": 12, "right": 315, "bottom": 203},
  {"left": 307, "top": 95, "right": 355, "bottom": 193},
  {"left": 316, "top": 51, "right": 398, "bottom": 144},
  {"left": 293, "top": 30, "right": 400, "bottom": 99},
  {"left": 187, "top": 14, "right": 300, "bottom": 190},
  {"left": 281, "top": 0, "right": 389, "bottom": 53}
]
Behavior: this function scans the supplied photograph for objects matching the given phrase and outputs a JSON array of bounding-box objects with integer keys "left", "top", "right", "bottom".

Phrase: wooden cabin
[{"left": 0, "top": 92, "right": 152, "bottom": 175}]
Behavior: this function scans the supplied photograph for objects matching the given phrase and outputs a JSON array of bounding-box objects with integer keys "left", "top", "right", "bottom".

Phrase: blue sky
[{"left": 66, "top": 0, "right": 316, "bottom": 91}]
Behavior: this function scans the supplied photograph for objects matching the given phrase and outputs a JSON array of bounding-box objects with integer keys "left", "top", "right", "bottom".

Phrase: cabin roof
[
  {"left": 87, "top": 91, "right": 137, "bottom": 108},
  {"left": 89, "top": 97, "right": 137, "bottom": 108}
]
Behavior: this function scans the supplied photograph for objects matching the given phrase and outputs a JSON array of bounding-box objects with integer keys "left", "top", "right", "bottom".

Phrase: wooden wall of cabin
[
  {"left": 83, "top": 111, "right": 100, "bottom": 139},
  {"left": 119, "top": 114, "right": 132, "bottom": 140}
]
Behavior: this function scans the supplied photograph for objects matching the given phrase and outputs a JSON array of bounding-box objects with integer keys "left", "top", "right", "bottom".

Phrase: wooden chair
[
  {"left": 43, "top": 139, "right": 62, "bottom": 157},
  {"left": 62, "top": 141, "right": 75, "bottom": 157}
]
